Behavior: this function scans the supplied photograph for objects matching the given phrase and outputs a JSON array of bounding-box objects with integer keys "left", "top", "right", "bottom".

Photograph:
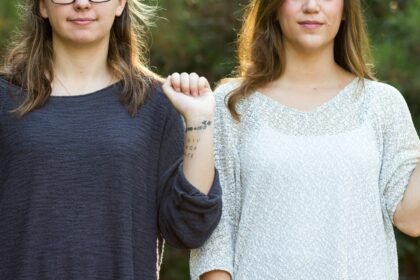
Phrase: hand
[{"left": 162, "top": 72, "right": 215, "bottom": 122}]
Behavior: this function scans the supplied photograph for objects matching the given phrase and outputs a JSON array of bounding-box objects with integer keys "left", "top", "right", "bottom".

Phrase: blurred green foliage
[
  {"left": 0, "top": 1, "right": 19, "bottom": 49},
  {"left": 365, "top": 0, "right": 420, "bottom": 130},
  {"left": 149, "top": 0, "right": 247, "bottom": 83},
  {"left": 1, "top": 0, "right": 419, "bottom": 279}
]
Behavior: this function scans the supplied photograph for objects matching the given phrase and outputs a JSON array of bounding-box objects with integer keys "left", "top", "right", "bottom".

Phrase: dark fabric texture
[{"left": 0, "top": 78, "right": 222, "bottom": 280}]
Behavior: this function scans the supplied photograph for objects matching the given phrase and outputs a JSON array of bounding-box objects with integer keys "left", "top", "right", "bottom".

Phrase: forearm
[
  {"left": 201, "top": 270, "right": 231, "bottom": 280},
  {"left": 394, "top": 163, "right": 420, "bottom": 237},
  {"left": 161, "top": 73, "right": 216, "bottom": 195},
  {"left": 182, "top": 117, "right": 215, "bottom": 195}
]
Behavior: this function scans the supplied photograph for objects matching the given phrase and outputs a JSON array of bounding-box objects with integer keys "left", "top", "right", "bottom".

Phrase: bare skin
[{"left": 162, "top": 73, "right": 216, "bottom": 194}]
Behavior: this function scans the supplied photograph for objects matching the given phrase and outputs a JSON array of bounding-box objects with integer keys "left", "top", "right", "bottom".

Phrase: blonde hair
[
  {"left": 0, "top": 0, "right": 160, "bottom": 117},
  {"left": 227, "top": 0, "right": 375, "bottom": 121}
]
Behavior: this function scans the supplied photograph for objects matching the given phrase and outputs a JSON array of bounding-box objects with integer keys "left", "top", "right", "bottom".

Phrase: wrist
[
  {"left": 184, "top": 119, "right": 213, "bottom": 133},
  {"left": 184, "top": 114, "right": 214, "bottom": 125}
]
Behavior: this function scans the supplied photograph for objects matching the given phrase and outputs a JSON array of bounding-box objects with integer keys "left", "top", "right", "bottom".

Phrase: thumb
[{"left": 161, "top": 76, "right": 177, "bottom": 103}]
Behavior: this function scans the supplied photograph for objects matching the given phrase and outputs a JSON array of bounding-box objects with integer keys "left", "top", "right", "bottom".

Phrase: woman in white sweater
[{"left": 188, "top": 0, "right": 420, "bottom": 279}]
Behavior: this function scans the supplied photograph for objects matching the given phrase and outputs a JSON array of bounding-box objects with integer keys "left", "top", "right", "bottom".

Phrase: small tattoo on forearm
[
  {"left": 185, "top": 120, "right": 212, "bottom": 133},
  {"left": 184, "top": 152, "right": 195, "bottom": 159},
  {"left": 183, "top": 120, "right": 211, "bottom": 159},
  {"left": 184, "top": 136, "right": 200, "bottom": 159}
]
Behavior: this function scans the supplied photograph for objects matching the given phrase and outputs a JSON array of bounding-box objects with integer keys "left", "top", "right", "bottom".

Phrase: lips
[
  {"left": 298, "top": 21, "right": 324, "bottom": 29},
  {"left": 69, "top": 18, "right": 96, "bottom": 25}
]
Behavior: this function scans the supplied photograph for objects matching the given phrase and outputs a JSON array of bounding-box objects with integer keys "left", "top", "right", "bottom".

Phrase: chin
[
  {"left": 66, "top": 34, "right": 108, "bottom": 46},
  {"left": 73, "top": 38, "right": 100, "bottom": 44},
  {"left": 295, "top": 39, "right": 334, "bottom": 53}
]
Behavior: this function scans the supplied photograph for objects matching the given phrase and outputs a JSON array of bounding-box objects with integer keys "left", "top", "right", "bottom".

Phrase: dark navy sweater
[{"left": 0, "top": 78, "right": 222, "bottom": 280}]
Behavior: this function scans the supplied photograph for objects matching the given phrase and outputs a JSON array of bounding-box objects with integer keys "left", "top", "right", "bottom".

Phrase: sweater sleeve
[
  {"left": 156, "top": 92, "right": 222, "bottom": 250},
  {"left": 190, "top": 82, "right": 242, "bottom": 280},
  {"left": 377, "top": 84, "right": 420, "bottom": 222},
  {"left": 0, "top": 78, "right": 14, "bottom": 118}
]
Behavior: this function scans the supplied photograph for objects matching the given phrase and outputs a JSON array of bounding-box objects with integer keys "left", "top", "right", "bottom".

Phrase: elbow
[
  {"left": 161, "top": 212, "right": 222, "bottom": 250},
  {"left": 180, "top": 219, "right": 222, "bottom": 249},
  {"left": 185, "top": 220, "right": 223, "bottom": 249},
  {"left": 403, "top": 226, "right": 420, "bottom": 238},
  {"left": 394, "top": 219, "right": 420, "bottom": 238},
  {"left": 182, "top": 236, "right": 208, "bottom": 250},
  {"left": 181, "top": 203, "right": 223, "bottom": 249},
  {"left": 411, "top": 231, "right": 420, "bottom": 238},
  {"left": 164, "top": 232, "right": 210, "bottom": 250}
]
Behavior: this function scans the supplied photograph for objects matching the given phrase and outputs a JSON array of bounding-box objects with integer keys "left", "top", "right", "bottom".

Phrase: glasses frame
[{"left": 50, "top": 0, "right": 112, "bottom": 5}]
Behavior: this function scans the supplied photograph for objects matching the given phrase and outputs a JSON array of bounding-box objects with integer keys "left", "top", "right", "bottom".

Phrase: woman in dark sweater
[{"left": 0, "top": 0, "right": 222, "bottom": 279}]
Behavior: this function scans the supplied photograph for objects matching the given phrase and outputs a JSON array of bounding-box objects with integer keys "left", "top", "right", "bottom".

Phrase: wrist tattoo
[
  {"left": 184, "top": 136, "right": 200, "bottom": 159},
  {"left": 185, "top": 120, "right": 212, "bottom": 133}
]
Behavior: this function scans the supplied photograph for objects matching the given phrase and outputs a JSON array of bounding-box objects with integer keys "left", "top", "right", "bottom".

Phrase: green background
[{"left": 1, "top": 0, "right": 419, "bottom": 279}]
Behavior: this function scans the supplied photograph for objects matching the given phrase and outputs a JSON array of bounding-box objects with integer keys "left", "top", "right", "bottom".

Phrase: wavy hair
[
  {"left": 227, "top": 0, "right": 375, "bottom": 121},
  {"left": 0, "top": 0, "right": 160, "bottom": 117}
]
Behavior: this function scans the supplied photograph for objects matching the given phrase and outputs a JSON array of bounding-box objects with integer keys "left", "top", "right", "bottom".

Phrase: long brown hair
[
  {"left": 227, "top": 0, "right": 375, "bottom": 121},
  {"left": 0, "top": 0, "right": 160, "bottom": 117}
]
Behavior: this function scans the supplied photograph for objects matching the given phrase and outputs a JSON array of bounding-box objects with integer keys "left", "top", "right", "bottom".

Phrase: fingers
[
  {"left": 170, "top": 72, "right": 181, "bottom": 92},
  {"left": 180, "top": 72, "right": 191, "bottom": 95},
  {"left": 189, "top": 73, "right": 199, "bottom": 96},
  {"left": 166, "top": 72, "right": 210, "bottom": 96},
  {"left": 198, "top": 76, "right": 210, "bottom": 95}
]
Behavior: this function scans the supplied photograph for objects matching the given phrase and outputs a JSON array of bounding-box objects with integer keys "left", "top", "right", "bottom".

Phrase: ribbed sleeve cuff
[{"left": 173, "top": 164, "right": 222, "bottom": 209}]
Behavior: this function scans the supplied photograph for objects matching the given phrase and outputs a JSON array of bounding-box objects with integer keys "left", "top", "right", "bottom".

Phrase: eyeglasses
[{"left": 50, "top": 0, "right": 112, "bottom": 4}]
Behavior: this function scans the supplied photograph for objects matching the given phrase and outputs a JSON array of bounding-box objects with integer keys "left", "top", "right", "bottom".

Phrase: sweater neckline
[
  {"left": 240, "top": 78, "right": 368, "bottom": 136},
  {"left": 252, "top": 77, "right": 359, "bottom": 115},
  {"left": 49, "top": 80, "right": 123, "bottom": 100},
  {"left": 0, "top": 77, "right": 123, "bottom": 101}
]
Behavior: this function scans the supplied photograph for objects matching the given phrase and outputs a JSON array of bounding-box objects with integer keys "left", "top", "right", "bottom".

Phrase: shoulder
[
  {"left": 213, "top": 78, "right": 254, "bottom": 123},
  {"left": 212, "top": 80, "right": 244, "bottom": 138},
  {"left": 214, "top": 79, "right": 242, "bottom": 104},
  {"left": 363, "top": 79, "right": 414, "bottom": 129},
  {"left": 0, "top": 76, "right": 10, "bottom": 97},
  {"left": 0, "top": 76, "right": 7, "bottom": 88},
  {"left": 0, "top": 78, "right": 5, "bottom": 115},
  {"left": 363, "top": 79, "right": 407, "bottom": 108},
  {"left": 0, "top": 77, "right": 24, "bottom": 116},
  {"left": 144, "top": 81, "right": 176, "bottom": 116},
  {"left": 147, "top": 83, "right": 182, "bottom": 126},
  {"left": 0, "top": 76, "right": 24, "bottom": 98},
  {"left": 213, "top": 79, "right": 243, "bottom": 118}
]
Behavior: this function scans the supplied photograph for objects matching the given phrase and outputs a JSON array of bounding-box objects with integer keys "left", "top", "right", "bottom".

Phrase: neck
[
  {"left": 51, "top": 37, "right": 115, "bottom": 95},
  {"left": 281, "top": 43, "right": 347, "bottom": 86},
  {"left": 53, "top": 38, "right": 110, "bottom": 81}
]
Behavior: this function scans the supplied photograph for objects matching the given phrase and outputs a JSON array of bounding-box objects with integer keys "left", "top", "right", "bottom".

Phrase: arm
[
  {"left": 189, "top": 82, "right": 241, "bottom": 280},
  {"left": 163, "top": 72, "right": 215, "bottom": 193},
  {"left": 157, "top": 73, "right": 222, "bottom": 249},
  {"left": 394, "top": 164, "right": 420, "bottom": 237},
  {"left": 378, "top": 85, "right": 420, "bottom": 237}
]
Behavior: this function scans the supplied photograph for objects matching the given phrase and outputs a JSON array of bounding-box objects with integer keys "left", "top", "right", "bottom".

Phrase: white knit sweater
[{"left": 190, "top": 78, "right": 420, "bottom": 280}]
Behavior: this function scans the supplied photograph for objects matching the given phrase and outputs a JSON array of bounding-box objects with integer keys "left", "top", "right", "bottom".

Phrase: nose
[
  {"left": 73, "top": 0, "right": 92, "bottom": 10},
  {"left": 302, "top": 0, "right": 321, "bottom": 13}
]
